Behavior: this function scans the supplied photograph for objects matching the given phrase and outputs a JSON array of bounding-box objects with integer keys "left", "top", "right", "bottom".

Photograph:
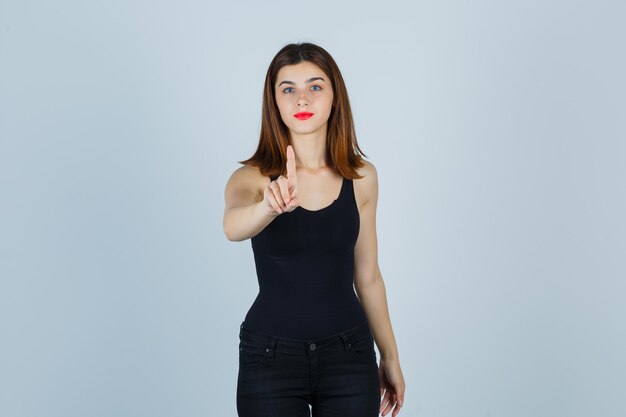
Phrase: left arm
[{"left": 353, "top": 161, "right": 400, "bottom": 362}]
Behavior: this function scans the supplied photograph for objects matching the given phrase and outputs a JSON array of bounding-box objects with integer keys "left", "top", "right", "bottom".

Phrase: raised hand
[{"left": 263, "top": 145, "right": 299, "bottom": 214}]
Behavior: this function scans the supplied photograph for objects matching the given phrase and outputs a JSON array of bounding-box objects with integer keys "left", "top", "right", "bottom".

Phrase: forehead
[{"left": 276, "top": 61, "right": 328, "bottom": 85}]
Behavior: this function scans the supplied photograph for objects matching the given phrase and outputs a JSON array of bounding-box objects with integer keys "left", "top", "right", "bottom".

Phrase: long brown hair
[{"left": 238, "top": 42, "right": 367, "bottom": 180}]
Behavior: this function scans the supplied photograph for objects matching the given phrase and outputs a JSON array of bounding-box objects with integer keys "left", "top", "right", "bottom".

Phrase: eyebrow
[{"left": 278, "top": 77, "right": 326, "bottom": 87}]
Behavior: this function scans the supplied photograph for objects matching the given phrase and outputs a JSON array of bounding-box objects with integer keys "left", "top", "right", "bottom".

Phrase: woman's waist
[
  {"left": 242, "top": 301, "right": 368, "bottom": 340},
  {"left": 238, "top": 318, "right": 372, "bottom": 355}
]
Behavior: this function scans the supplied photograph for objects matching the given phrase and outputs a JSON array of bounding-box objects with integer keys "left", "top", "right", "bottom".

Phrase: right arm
[
  {"left": 223, "top": 166, "right": 280, "bottom": 242},
  {"left": 224, "top": 147, "right": 300, "bottom": 241}
]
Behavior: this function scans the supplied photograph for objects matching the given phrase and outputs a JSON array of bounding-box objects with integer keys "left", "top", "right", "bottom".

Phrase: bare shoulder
[
  {"left": 353, "top": 160, "right": 378, "bottom": 208},
  {"left": 224, "top": 164, "right": 267, "bottom": 210}
]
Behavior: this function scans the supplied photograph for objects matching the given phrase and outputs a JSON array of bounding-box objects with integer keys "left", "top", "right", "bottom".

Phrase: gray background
[{"left": 1, "top": 1, "right": 624, "bottom": 416}]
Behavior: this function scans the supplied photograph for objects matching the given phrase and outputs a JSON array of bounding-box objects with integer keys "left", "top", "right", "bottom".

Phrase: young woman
[{"left": 223, "top": 42, "right": 405, "bottom": 417}]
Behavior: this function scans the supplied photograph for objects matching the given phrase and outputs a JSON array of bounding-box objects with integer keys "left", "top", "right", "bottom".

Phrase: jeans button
[{"left": 309, "top": 343, "right": 316, "bottom": 351}]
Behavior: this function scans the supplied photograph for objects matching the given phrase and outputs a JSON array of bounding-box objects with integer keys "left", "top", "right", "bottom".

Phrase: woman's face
[{"left": 274, "top": 61, "right": 334, "bottom": 137}]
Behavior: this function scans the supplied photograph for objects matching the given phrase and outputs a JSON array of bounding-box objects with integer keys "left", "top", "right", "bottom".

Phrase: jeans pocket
[
  {"left": 239, "top": 341, "right": 269, "bottom": 369},
  {"left": 350, "top": 335, "right": 377, "bottom": 361}
]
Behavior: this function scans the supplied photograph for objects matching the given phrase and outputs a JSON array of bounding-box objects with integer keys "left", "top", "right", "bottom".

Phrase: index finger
[{"left": 286, "top": 145, "right": 297, "bottom": 189}]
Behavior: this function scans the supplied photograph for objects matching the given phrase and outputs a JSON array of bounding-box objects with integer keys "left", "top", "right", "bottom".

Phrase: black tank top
[{"left": 242, "top": 174, "right": 368, "bottom": 340}]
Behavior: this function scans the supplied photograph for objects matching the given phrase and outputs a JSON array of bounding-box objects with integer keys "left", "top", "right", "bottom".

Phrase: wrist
[{"left": 256, "top": 199, "right": 280, "bottom": 219}]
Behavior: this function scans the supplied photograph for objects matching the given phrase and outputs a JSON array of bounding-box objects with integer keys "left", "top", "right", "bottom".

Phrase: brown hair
[{"left": 238, "top": 42, "right": 367, "bottom": 180}]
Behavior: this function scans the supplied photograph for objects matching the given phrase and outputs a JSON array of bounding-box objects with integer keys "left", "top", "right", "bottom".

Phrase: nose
[{"left": 296, "top": 90, "right": 310, "bottom": 106}]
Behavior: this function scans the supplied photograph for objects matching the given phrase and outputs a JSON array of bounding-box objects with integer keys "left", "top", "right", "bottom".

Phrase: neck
[{"left": 289, "top": 132, "right": 328, "bottom": 170}]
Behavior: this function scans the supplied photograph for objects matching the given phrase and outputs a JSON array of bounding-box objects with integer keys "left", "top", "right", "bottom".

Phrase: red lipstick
[{"left": 294, "top": 112, "right": 314, "bottom": 120}]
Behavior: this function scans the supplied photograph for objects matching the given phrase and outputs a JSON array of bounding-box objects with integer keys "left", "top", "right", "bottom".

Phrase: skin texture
[
  {"left": 224, "top": 61, "right": 406, "bottom": 416},
  {"left": 262, "top": 145, "right": 299, "bottom": 214}
]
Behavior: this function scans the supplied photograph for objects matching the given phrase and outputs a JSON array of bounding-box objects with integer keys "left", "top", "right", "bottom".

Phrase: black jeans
[{"left": 236, "top": 319, "right": 381, "bottom": 417}]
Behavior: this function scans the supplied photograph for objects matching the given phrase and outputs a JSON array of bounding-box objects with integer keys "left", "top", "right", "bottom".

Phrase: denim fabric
[{"left": 236, "top": 320, "right": 380, "bottom": 417}]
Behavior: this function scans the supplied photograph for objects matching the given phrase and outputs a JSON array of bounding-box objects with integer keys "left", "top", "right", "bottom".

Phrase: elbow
[
  {"left": 356, "top": 277, "right": 382, "bottom": 290},
  {"left": 223, "top": 209, "right": 241, "bottom": 242},
  {"left": 354, "top": 270, "right": 383, "bottom": 290},
  {"left": 223, "top": 218, "right": 236, "bottom": 242},
  {"left": 224, "top": 222, "right": 244, "bottom": 242},
  {"left": 225, "top": 230, "right": 240, "bottom": 242},
  {"left": 354, "top": 267, "right": 383, "bottom": 288}
]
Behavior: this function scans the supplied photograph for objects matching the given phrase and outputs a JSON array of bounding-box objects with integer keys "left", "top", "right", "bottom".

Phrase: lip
[{"left": 294, "top": 112, "right": 314, "bottom": 120}]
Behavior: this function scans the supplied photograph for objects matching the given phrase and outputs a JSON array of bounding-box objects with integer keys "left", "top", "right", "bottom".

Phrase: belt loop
[
  {"left": 266, "top": 336, "right": 278, "bottom": 358},
  {"left": 340, "top": 331, "right": 352, "bottom": 351}
]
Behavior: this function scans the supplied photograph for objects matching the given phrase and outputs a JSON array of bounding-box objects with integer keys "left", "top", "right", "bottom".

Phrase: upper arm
[
  {"left": 223, "top": 165, "right": 262, "bottom": 214},
  {"left": 353, "top": 161, "right": 381, "bottom": 288}
]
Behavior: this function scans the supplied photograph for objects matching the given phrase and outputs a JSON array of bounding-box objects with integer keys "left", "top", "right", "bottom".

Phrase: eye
[{"left": 282, "top": 85, "right": 323, "bottom": 94}]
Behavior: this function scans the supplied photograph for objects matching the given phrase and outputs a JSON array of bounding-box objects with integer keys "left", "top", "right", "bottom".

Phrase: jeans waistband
[{"left": 238, "top": 320, "right": 373, "bottom": 357}]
